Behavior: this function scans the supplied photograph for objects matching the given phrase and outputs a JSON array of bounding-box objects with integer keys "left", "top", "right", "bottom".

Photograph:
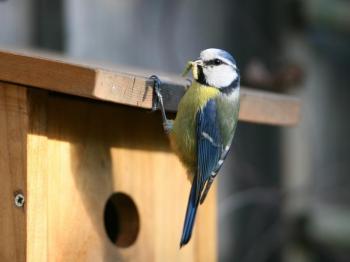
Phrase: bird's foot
[
  {"left": 150, "top": 75, "right": 173, "bottom": 133},
  {"left": 151, "top": 75, "right": 162, "bottom": 112},
  {"left": 163, "top": 120, "right": 174, "bottom": 134}
]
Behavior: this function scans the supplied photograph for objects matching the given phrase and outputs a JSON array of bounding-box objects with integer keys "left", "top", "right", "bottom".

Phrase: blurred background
[{"left": 1, "top": 0, "right": 349, "bottom": 261}]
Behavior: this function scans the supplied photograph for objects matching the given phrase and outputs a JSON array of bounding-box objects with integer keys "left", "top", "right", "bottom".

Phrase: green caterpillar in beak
[{"left": 182, "top": 60, "right": 202, "bottom": 80}]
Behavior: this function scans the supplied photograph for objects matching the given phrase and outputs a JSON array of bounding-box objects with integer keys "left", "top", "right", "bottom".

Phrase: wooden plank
[
  {"left": 27, "top": 90, "right": 49, "bottom": 262},
  {"left": 239, "top": 88, "right": 301, "bottom": 126},
  {"left": 0, "top": 49, "right": 154, "bottom": 109},
  {"left": 31, "top": 93, "right": 215, "bottom": 261},
  {"left": 0, "top": 83, "right": 27, "bottom": 262},
  {"left": 0, "top": 49, "right": 300, "bottom": 126},
  {"left": 195, "top": 183, "right": 217, "bottom": 262}
]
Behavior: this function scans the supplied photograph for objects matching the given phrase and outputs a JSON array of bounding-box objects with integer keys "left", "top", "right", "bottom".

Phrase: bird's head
[{"left": 183, "top": 48, "right": 239, "bottom": 89}]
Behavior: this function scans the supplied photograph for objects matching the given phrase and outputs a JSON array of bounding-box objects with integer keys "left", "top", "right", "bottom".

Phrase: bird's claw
[
  {"left": 151, "top": 75, "right": 162, "bottom": 112},
  {"left": 150, "top": 75, "right": 172, "bottom": 133},
  {"left": 163, "top": 120, "right": 173, "bottom": 134}
]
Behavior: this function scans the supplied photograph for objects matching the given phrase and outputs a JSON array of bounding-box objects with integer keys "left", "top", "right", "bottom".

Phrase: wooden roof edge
[{"left": 0, "top": 48, "right": 301, "bottom": 126}]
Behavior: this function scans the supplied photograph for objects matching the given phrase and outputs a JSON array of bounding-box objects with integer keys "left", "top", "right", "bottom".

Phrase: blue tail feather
[{"left": 180, "top": 180, "right": 199, "bottom": 247}]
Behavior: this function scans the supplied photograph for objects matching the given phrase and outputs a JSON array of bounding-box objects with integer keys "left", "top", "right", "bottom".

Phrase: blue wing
[
  {"left": 180, "top": 99, "right": 223, "bottom": 247},
  {"left": 196, "top": 99, "right": 223, "bottom": 200}
]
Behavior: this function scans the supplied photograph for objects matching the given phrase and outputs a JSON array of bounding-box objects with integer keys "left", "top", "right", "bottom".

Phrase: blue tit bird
[{"left": 152, "top": 48, "right": 240, "bottom": 247}]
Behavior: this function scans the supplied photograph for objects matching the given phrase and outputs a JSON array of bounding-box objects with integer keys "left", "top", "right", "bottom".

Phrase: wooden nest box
[{"left": 0, "top": 50, "right": 300, "bottom": 262}]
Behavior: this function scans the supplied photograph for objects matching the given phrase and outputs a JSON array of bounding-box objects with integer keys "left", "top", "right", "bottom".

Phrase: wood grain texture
[
  {"left": 0, "top": 49, "right": 300, "bottom": 126},
  {"left": 27, "top": 90, "right": 49, "bottom": 262},
  {"left": 239, "top": 88, "right": 301, "bottom": 126},
  {"left": 195, "top": 184, "right": 217, "bottom": 262},
  {"left": 24, "top": 93, "right": 216, "bottom": 262},
  {"left": 0, "top": 83, "right": 27, "bottom": 262}
]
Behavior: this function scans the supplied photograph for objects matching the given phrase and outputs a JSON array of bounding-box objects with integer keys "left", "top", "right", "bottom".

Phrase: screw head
[{"left": 14, "top": 193, "right": 25, "bottom": 207}]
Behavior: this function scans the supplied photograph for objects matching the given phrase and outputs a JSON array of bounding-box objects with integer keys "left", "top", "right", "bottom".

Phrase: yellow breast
[{"left": 169, "top": 81, "right": 219, "bottom": 173}]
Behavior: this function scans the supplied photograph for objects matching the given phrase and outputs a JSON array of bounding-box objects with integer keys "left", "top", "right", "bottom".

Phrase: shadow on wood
[{"left": 26, "top": 89, "right": 217, "bottom": 261}]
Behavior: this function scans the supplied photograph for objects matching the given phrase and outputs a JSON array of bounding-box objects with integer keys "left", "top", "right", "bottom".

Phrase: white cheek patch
[{"left": 203, "top": 65, "right": 238, "bottom": 88}]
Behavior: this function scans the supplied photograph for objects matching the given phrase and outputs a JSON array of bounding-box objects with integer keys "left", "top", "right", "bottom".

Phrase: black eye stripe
[{"left": 204, "top": 59, "right": 224, "bottom": 66}]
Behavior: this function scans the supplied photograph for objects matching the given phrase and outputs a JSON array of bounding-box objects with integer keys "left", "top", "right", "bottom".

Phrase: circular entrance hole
[{"left": 103, "top": 192, "right": 140, "bottom": 248}]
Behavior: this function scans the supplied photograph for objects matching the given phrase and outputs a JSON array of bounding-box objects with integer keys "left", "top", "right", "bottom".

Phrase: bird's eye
[{"left": 214, "top": 59, "right": 222, "bottom": 65}]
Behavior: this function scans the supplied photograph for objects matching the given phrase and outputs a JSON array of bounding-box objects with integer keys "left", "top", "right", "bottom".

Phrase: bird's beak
[{"left": 182, "top": 59, "right": 203, "bottom": 80}]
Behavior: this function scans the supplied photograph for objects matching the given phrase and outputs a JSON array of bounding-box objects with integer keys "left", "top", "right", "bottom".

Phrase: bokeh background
[{"left": 1, "top": 0, "right": 349, "bottom": 261}]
